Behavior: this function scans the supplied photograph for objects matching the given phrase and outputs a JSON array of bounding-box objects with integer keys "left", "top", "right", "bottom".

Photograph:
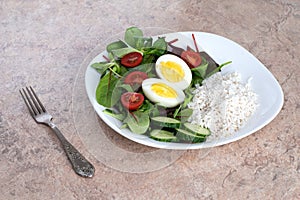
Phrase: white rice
[{"left": 188, "top": 72, "right": 258, "bottom": 141}]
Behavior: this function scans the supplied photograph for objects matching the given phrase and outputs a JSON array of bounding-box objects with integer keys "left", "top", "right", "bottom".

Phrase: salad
[{"left": 91, "top": 27, "right": 231, "bottom": 143}]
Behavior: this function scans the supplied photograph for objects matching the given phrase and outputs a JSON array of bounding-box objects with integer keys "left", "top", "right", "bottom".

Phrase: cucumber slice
[
  {"left": 176, "top": 129, "right": 206, "bottom": 143},
  {"left": 151, "top": 116, "right": 181, "bottom": 129},
  {"left": 183, "top": 123, "right": 210, "bottom": 136},
  {"left": 150, "top": 129, "right": 177, "bottom": 142}
]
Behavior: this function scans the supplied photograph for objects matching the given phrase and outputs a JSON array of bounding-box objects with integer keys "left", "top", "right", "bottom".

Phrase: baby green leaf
[
  {"left": 191, "top": 56, "right": 208, "bottom": 79},
  {"left": 95, "top": 72, "right": 119, "bottom": 108},
  {"left": 125, "top": 27, "right": 143, "bottom": 48},
  {"left": 176, "top": 108, "right": 193, "bottom": 122},
  {"left": 149, "top": 37, "right": 167, "bottom": 56},
  {"left": 135, "top": 36, "right": 153, "bottom": 49},
  {"left": 91, "top": 62, "right": 114, "bottom": 76},
  {"left": 153, "top": 37, "right": 167, "bottom": 50},
  {"left": 103, "top": 109, "right": 125, "bottom": 121},
  {"left": 182, "top": 88, "right": 194, "bottom": 108},
  {"left": 118, "top": 84, "right": 134, "bottom": 92},
  {"left": 106, "top": 40, "right": 127, "bottom": 53},
  {"left": 206, "top": 61, "right": 232, "bottom": 78},
  {"left": 111, "top": 47, "right": 142, "bottom": 58},
  {"left": 124, "top": 111, "right": 150, "bottom": 134}
]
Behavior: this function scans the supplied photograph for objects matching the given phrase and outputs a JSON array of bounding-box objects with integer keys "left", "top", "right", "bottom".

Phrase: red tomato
[
  {"left": 121, "top": 92, "right": 144, "bottom": 111},
  {"left": 121, "top": 52, "right": 143, "bottom": 67},
  {"left": 124, "top": 71, "right": 148, "bottom": 86},
  {"left": 181, "top": 50, "right": 202, "bottom": 68}
]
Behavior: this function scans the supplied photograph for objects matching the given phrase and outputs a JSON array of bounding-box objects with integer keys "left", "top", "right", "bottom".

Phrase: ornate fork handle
[
  {"left": 20, "top": 86, "right": 95, "bottom": 178},
  {"left": 49, "top": 122, "right": 95, "bottom": 178}
]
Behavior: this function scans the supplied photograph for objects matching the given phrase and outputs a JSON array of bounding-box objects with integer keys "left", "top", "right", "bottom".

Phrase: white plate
[{"left": 84, "top": 31, "right": 284, "bottom": 149}]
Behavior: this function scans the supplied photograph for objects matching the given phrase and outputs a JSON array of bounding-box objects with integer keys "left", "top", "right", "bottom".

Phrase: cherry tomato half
[
  {"left": 121, "top": 92, "right": 144, "bottom": 111},
  {"left": 124, "top": 71, "right": 148, "bottom": 86},
  {"left": 121, "top": 52, "right": 143, "bottom": 67},
  {"left": 181, "top": 50, "right": 202, "bottom": 68}
]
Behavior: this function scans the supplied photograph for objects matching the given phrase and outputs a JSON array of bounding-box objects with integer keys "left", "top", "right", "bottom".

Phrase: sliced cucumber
[
  {"left": 183, "top": 123, "right": 210, "bottom": 136},
  {"left": 150, "top": 129, "right": 177, "bottom": 142},
  {"left": 151, "top": 116, "right": 181, "bottom": 129},
  {"left": 176, "top": 129, "right": 206, "bottom": 143}
]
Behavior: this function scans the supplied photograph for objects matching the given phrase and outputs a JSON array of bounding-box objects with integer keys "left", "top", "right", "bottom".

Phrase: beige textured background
[{"left": 0, "top": 0, "right": 299, "bottom": 199}]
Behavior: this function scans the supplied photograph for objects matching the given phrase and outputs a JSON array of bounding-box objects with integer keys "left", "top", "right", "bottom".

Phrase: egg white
[
  {"left": 155, "top": 54, "right": 192, "bottom": 90},
  {"left": 142, "top": 78, "right": 185, "bottom": 108}
]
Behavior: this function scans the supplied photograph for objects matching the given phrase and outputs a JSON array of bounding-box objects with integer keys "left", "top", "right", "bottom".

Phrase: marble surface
[{"left": 0, "top": 0, "right": 299, "bottom": 199}]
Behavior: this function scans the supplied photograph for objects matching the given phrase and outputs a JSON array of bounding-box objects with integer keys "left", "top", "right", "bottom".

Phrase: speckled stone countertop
[{"left": 0, "top": 0, "right": 299, "bottom": 199}]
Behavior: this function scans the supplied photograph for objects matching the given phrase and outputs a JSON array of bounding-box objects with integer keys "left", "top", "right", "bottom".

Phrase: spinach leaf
[
  {"left": 124, "top": 27, "right": 143, "bottom": 48},
  {"left": 173, "top": 104, "right": 182, "bottom": 118},
  {"left": 205, "top": 61, "right": 232, "bottom": 78},
  {"left": 191, "top": 56, "right": 208, "bottom": 79},
  {"left": 120, "top": 123, "right": 128, "bottom": 129},
  {"left": 117, "top": 84, "right": 134, "bottom": 92},
  {"left": 108, "top": 52, "right": 114, "bottom": 61},
  {"left": 144, "top": 37, "right": 153, "bottom": 48},
  {"left": 138, "top": 100, "right": 153, "bottom": 113},
  {"left": 191, "top": 77, "right": 203, "bottom": 87},
  {"left": 182, "top": 88, "right": 194, "bottom": 108},
  {"left": 135, "top": 36, "right": 153, "bottom": 49},
  {"left": 118, "top": 65, "right": 129, "bottom": 76},
  {"left": 103, "top": 109, "right": 125, "bottom": 121},
  {"left": 153, "top": 37, "right": 167, "bottom": 51},
  {"left": 91, "top": 62, "right": 114, "bottom": 76},
  {"left": 106, "top": 40, "right": 127, "bottom": 53},
  {"left": 124, "top": 111, "right": 150, "bottom": 134},
  {"left": 144, "top": 37, "right": 167, "bottom": 56},
  {"left": 150, "top": 104, "right": 161, "bottom": 117},
  {"left": 111, "top": 47, "right": 142, "bottom": 58},
  {"left": 141, "top": 54, "right": 156, "bottom": 65},
  {"left": 128, "top": 63, "right": 155, "bottom": 75},
  {"left": 95, "top": 72, "right": 119, "bottom": 108},
  {"left": 176, "top": 108, "right": 193, "bottom": 122},
  {"left": 155, "top": 38, "right": 167, "bottom": 55},
  {"left": 138, "top": 100, "right": 161, "bottom": 117}
]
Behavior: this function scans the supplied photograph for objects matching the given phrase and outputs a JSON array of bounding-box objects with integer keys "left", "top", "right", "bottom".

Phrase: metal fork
[{"left": 20, "top": 86, "right": 95, "bottom": 178}]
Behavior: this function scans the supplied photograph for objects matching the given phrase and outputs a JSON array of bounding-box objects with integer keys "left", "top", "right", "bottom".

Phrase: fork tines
[{"left": 20, "top": 86, "right": 46, "bottom": 116}]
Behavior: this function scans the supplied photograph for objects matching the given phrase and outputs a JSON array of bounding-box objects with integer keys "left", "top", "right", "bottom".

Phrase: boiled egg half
[
  {"left": 142, "top": 78, "right": 185, "bottom": 108},
  {"left": 155, "top": 54, "right": 192, "bottom": 90}
]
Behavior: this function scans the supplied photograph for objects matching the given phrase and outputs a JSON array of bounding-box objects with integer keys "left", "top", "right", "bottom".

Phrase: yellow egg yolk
[
  {"left": 160, "top": 61, "right": 185, "bottom": 82},
  {"left": 151, "top": 83, "right": 178, "bottom": 98}
]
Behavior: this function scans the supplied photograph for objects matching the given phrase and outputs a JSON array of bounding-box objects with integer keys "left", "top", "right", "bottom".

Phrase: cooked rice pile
[{"left": 188, "top": 72, "right": 258, "bottom": 141}]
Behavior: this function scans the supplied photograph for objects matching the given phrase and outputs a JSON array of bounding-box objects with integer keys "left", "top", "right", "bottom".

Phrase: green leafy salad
[{"left": 91, "top": 27, "right": 231, "bottom": 143}]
